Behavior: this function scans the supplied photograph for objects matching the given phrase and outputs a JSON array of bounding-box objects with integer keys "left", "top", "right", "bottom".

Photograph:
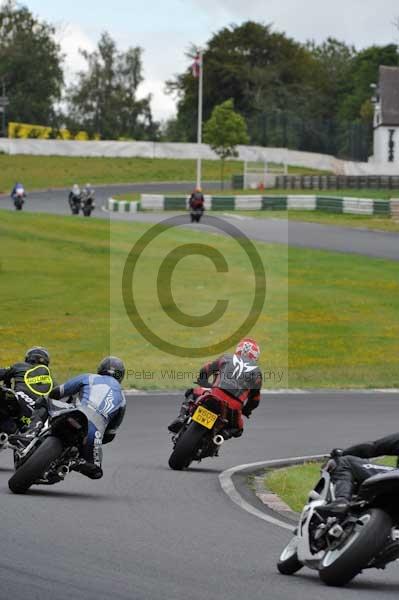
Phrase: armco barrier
[{"left": 139, "top": 194, "right": 394, "bottom": 216}]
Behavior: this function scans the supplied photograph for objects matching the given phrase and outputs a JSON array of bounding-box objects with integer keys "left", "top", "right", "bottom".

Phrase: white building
[{"left": 371, "top": 66, "right": 399, "bottom": 165}]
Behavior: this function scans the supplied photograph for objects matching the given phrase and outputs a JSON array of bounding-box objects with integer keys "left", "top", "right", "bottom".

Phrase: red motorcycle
[{"left": 168, "top": 386, "right": 241, "bottom": 470}]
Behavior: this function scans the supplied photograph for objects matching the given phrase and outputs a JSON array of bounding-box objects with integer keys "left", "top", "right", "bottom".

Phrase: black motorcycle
[
  {"left": 8, "top": 399, "right": 91, "bottom": 494},
  {"left": 277, "top": 463, "right": 399, "bottom": 587},
  {"left": 69, "top": 193, "right": 81, "bottom": 215},
  {"left": 12, "top": 190, "right": 25, "bottom": 210},
  {"left": 190, "top": 206, "right": 204, "bottom": 223},
  {"left": 81, "top": 194, "right": 95, "bottom": 217},
  {"left": 168, "top": 387, "right": 240, "bottom": 470},
  {"left": 0, "top": 386, "right": 26, "bottom": 439},
  {"left": 79, "top": 186, "right": 96, "bottom": 217}
]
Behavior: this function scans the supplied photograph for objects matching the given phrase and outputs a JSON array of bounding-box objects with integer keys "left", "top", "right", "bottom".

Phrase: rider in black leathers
[
  {"left": 0, "top": 347, "right": 54, "bottom": 435},
  {"left": 319, "top": 433, "right": 399, "bottom": 517}
]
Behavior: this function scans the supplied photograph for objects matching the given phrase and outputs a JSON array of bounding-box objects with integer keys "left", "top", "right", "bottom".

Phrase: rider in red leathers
[{"left": 168, "top": 338, "right": 262, "bottom": 436}]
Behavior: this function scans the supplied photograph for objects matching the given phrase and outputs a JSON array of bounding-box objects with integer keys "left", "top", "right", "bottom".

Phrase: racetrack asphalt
[
  {"left": 1, "top": 182, "right": 399, "bottom": 260},
  {"left": 1, "top": 391, "right": 399, "bottom": 600}
]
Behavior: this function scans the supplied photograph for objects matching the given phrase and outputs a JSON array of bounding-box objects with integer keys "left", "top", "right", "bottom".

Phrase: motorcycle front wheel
[
  {"left": 277, "top": 536, "right": 303, "bottom": 575},
  {"left": 8, "top": 436, "right": 63, "bottom": 494},
  {"left": 318, "top": 508, "right": 391, "bottom": 587}
]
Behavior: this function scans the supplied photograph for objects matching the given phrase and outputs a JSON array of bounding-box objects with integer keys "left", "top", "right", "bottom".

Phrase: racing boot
[
  {"left": 168, "top": 402, "right": 190, "bottom": 434},
  {"left": 71, "top": 460, "right": 103, "bottom": 479}
]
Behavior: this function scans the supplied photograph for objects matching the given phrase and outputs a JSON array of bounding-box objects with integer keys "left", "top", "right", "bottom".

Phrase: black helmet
[
  {"left": 97, "top": 356, "right": 125, "bottom": 382},
  {"left": 25, "top": 346, "right": 50, "bottom": 366}
]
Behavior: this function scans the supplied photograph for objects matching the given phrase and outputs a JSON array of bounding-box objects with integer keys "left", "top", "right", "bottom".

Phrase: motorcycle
[
  {"left": 68, "top": 193, "right": 81, "bottom": 215},
  {"left": 168, "top": 386, "right": 240, "bottom": 470},
  {"left": 190, "top": 203, "right": 204, "bottom": 223},
  {"left": 0, "top": 386, "right": 27, "bottom": 440},
  {"left": 81, "top": 187, "right": 96, "bottom": 217},
  {"left": 277, "top": 463, "right": 399, "bottom": 587},
  {"left": 8, "top": 398, "right": 91, "bottom": 494},
  {"left": 12, "top": 187, "right": 25, "bottom": 210}
]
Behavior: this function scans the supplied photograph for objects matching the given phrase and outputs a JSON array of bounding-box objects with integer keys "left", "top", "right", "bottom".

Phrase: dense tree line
[
  {"left": 166, "top": 22, "right": 399, "bottom": 159},
  {"left": 0, "top": 1, "right": 157, "bottom": 140},
  {"left": 1, "top": 2, "right": 398, "bottom": 157}
]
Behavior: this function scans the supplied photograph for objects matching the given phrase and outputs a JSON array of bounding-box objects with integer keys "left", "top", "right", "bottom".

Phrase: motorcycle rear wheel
[
  {"left": 168, "top": 422, "right": 206, "bottom": 470},
  {"left": 318, "top": 508, "right": 392, "bottom": 587},
  {"left": 8, "top": 436, "right": 63, "bottom": 494}
]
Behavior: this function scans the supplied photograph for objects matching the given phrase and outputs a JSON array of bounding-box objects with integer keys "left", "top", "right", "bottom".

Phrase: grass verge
[
  {"left": 0, "top": 155, "right": 328, "bottom": 193},
  {"left": 1, "top": 211, "right": 398, "bottom": 388},
  {"left": 265, "top": 457, "right": 397, "bottom": 513}
]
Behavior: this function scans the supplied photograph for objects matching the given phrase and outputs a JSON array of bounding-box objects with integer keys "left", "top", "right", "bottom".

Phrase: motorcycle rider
[
  {"left": 11, "top": 182, "right": 26, "bottom": 206},
  {"left": 48, "top": 356, "right": 126, "bottom": 479},
  {"left": 318, "top": 434, "right": 399, "bottom": 517},
  {"left": 81, "top": 183, "right": 95, "bottom": 216},
  {"left": 188, "top": 186, "right": 205, "bottom": 222},
  {"left": 68, "top": 183, "right": 81, "bottom": 213},
  {"left": 0, "top": 347, "right": 53, "bottom": 435},
  {"left": 168, "top": 338, "right": 262, "bottom": 436}
]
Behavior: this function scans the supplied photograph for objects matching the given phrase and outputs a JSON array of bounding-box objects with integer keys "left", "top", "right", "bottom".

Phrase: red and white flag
[{"left": 192, "top": 52, "right": 201, "bottom": 78}]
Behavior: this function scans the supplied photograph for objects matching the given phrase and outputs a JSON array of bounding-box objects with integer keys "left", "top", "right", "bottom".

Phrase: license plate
[{"left": 192, "top": 406, "right": 218, "bottom": 429}]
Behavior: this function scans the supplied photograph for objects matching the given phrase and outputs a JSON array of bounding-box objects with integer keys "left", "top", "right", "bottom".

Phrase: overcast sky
[{"left": 7, "top": 0, "right": 399, "bottom": 121}]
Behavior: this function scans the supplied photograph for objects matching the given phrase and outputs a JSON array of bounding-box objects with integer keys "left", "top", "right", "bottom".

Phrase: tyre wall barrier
[
  {"left": 107, "top": 198, "right": 139, "bottom": 212},
  {"left": 137, "top": 195, "right": 393, "bottom": 216}
]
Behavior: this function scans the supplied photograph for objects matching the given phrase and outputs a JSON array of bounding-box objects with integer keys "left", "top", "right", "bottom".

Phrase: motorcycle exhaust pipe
[
  {"left": 213, "top": 434, "right": 225, "bottom": 446},
  {"left": 0, "top": 432, "right": 8, "bottom": 445},
  {"left": 57, "top": 465, "right": 69, "bottom": 479}
]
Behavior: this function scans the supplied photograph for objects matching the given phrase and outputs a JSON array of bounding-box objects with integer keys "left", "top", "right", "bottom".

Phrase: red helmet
[{"left": 235, "top": 338, "right": 260, "bottom": 361}]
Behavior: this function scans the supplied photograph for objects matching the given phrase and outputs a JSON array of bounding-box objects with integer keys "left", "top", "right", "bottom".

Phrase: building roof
[{"left": 379, "top": 66, "right": 399, "bottom": 126}]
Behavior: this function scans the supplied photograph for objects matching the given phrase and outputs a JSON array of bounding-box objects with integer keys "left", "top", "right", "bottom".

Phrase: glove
[
  {"left": 323, "top": 458, "right": 338, "bottom": 473},
  {"left": 242, "top": 405, "right": 252, "bottom": 418},
  {"left": 184, "top": 388, "right": 194, "bottom": 399}
]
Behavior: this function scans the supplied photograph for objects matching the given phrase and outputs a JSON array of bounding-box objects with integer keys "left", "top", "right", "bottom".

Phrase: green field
[
  {"left": 1, "top": 211, "right": 398, "bottom": 388},
  {"left": 265, "top": 457, "right": 397, "bottom": 513},
  {"left": 0, "top": 155, "right": 328, "bottom": 193}
]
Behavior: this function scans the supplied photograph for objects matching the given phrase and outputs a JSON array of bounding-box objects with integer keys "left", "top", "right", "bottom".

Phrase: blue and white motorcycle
[{"left": 8, "top": 399, "right": 92, "bottom": 494}]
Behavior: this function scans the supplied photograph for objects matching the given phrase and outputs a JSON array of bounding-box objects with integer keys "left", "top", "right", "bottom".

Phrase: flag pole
[{"left": 196, "top": 49, "right": 203, "bottom": 189}]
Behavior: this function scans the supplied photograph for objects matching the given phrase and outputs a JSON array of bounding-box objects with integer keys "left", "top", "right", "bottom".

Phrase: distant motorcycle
[
  {"left": 81, "top": 185, "right": 96, "bottom": 217},
  {"left": 68, "top": 190, "right": 81, "bottom": 215},
  {"left": 8, "top": 398, "right": 92, "bottom": 494},
  {"left": 168, "top": 386, "right": 241, "bottom": 470},
  {"left": 12, "top": 186, "right": 26, "bottom": 210},
  {"left": 190, "top": 206, "right": 204, "bottom": 223},
  {"left": 277, "top": 462, "right": 399, "bottom": 587}
]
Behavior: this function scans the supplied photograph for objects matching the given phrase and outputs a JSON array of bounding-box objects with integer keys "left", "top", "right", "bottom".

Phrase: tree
[
  {"left": 339, "top": 44, "right": 399, "bottom": 122},
  {"left": 203, "top": 99, "right": 249, "bottom": 189},
  {"left": 66, "top": 32, "right": 158, "bottom": 140},
  {"left": 166, "top": 22, "right": 313, "bottom": 142},
  {"left": 0, "top": 0, "right": 64, "bottom": 126}
]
